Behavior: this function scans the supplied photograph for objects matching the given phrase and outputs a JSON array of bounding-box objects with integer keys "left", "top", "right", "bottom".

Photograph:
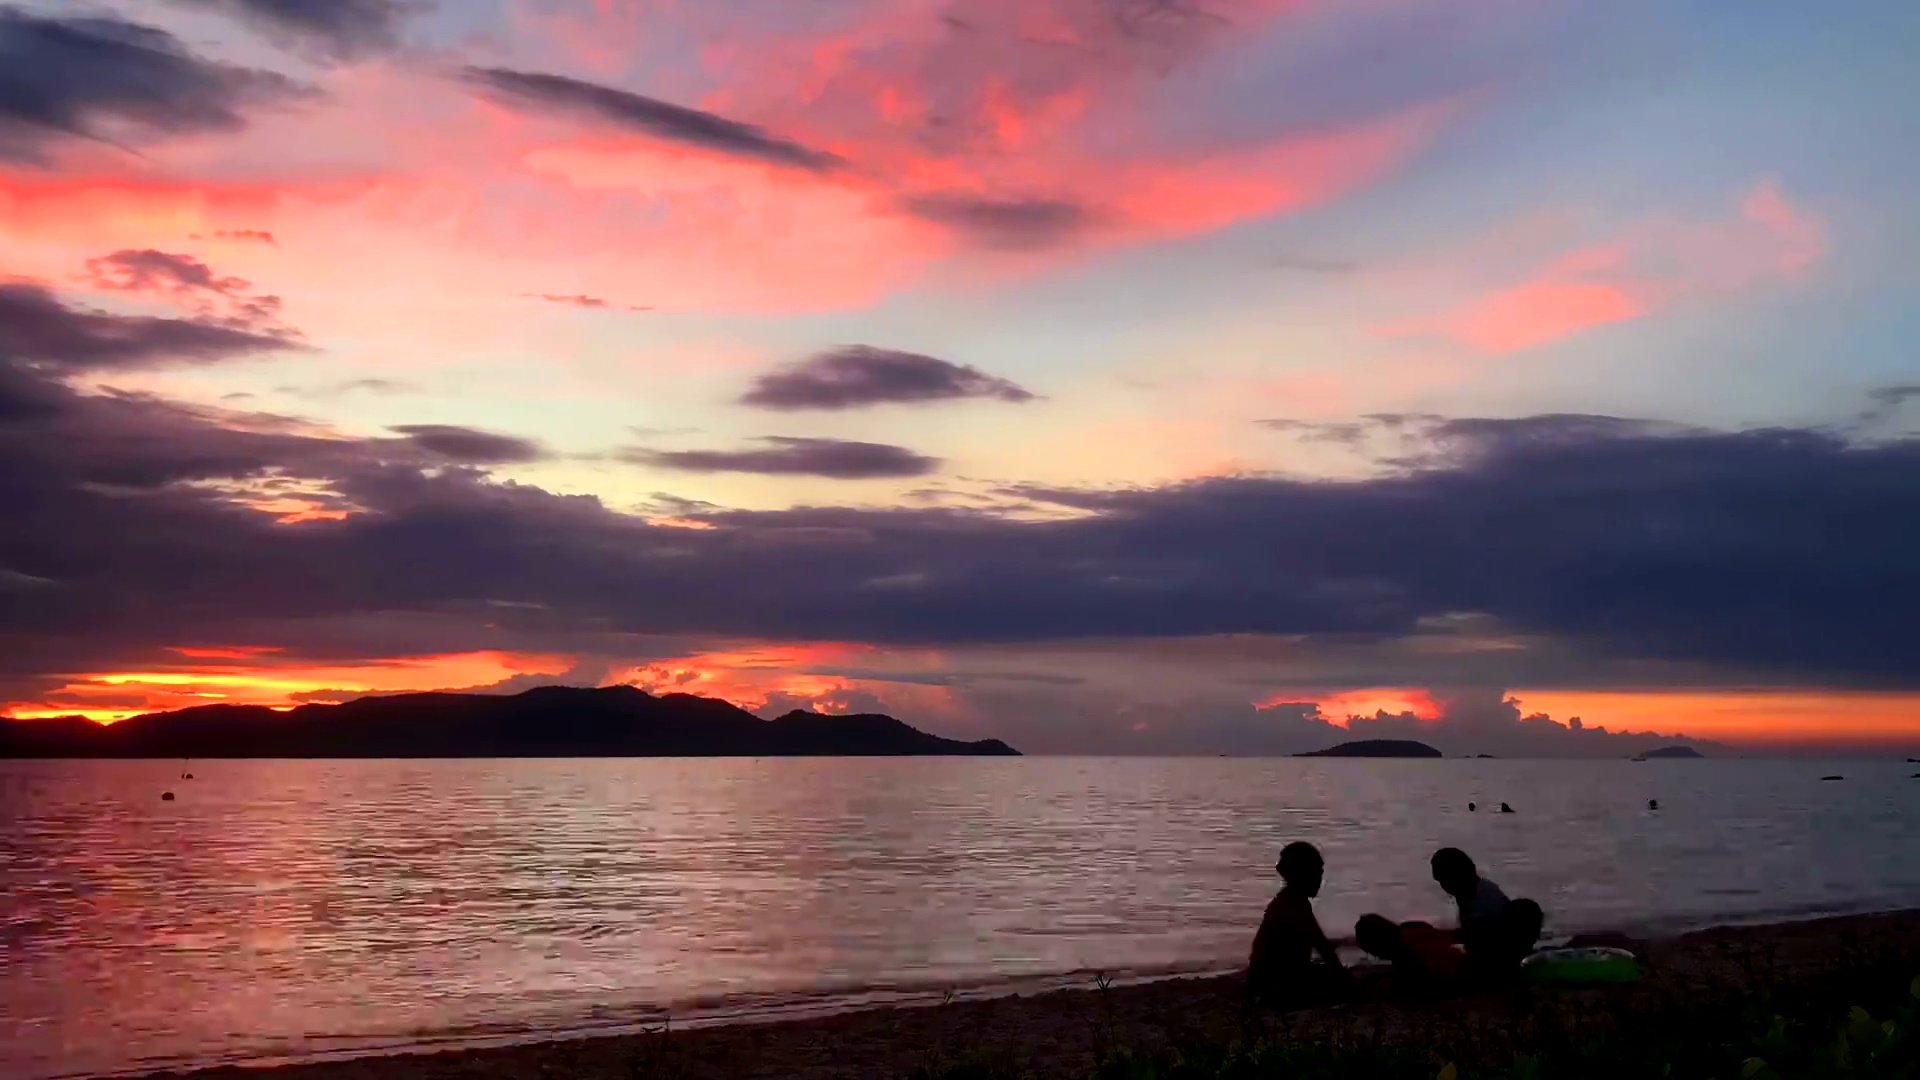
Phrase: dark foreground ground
[{"left": 153, "top": 911, "right": 1920, "bottom": 1079}]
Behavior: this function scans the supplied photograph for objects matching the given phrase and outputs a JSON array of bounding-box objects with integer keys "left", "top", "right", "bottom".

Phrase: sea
[{"left": 3, "top": 756, "right": 1917, "bottom": 1079}]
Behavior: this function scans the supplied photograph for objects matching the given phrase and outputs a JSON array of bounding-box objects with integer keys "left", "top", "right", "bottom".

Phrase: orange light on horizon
[
  {"left": 1258, "top": 686, "right": 1443, "bottom": 727},
  {"left": 244, "top": 498, "right": 354, "bottom": 525},
  {"left": 170, "top": 646, "right": 283, "bottom": 660},
  {"left": 1512, "top": 688, "right": 1920, "bottom": 746},
  {"left": 4, "top": 649, "right": 575, "bottom": 723},
  {"left": 4, "top": 706, "right": 148, "bottom": 723},
  {"left": 620, "top": 642, "right": 867, "bottom": 709}
]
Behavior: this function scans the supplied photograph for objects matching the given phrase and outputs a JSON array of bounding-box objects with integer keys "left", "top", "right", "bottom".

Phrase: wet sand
[{"left": 151, "top": 910, "right": 1920, "bottom": 1080}]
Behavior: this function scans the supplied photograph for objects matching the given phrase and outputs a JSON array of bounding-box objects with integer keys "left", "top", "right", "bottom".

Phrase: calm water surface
[{"left": 3, "top": 757, "right": 1917, "bottom": 1078}]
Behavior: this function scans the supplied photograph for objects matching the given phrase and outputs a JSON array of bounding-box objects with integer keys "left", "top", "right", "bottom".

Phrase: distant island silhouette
[
  {"left": 1634, "top": 745, "right": 1705, "bottom": 760},
  {"left": 1296, "top": 738, "right": 1442, "bottom": 758},
  {"left": 0, "top": 686, "right": 1020, "bottom": 759}
]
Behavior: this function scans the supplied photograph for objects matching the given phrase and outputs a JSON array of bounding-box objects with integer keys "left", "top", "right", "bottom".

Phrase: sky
[{"left": 1, "top": 0, "right": 1917, "bottom": 756}]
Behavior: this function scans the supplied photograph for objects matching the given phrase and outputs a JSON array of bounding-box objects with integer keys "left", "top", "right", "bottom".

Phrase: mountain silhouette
[
  {"left": 0, "top": 686, "right": 1020, "bottom": 758},
  {"left": 1634, "top": 745, "right": 1705, "bottom": 760},
  {"left": 1296, "top": 738, "right": 1442, "bottom": 758}
]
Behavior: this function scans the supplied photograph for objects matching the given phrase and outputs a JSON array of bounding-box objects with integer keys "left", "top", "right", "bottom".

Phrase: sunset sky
[{"left": 2, "top": 0, "right": 1916, "bottom": 754}]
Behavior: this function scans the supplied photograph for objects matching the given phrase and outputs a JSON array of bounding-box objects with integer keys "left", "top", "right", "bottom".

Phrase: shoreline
[{"left": 137, "top": 908, "right": 1920, "bottom": 1080}]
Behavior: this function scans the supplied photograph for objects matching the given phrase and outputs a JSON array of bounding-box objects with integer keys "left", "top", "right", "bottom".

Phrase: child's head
[
  {"left": 1276, "top": 841, "right": 1325, "bottom": 896},
  {"left": 1430, "top": 847, "right": 1477, "bottom": 898},
  {"left": 1507, "top": 898, "right": 1544, "bottom": 943},
  {"left": 1354, "top": 913, "right": 1401, "bottom": 959}
]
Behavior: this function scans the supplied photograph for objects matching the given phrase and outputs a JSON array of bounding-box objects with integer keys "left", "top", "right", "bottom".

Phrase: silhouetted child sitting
[
  {"left": 1429, "top": 847, "right": 1543, "bottom": 975},
  {"left": 1246, "top": 841, "right": 1348, "bottom": 1007}
]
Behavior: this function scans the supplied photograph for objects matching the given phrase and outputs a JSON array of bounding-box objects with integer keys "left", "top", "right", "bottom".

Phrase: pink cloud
[
  {"left": 1102, "top": 100, "right": 1459, "bottom": 240},
  {"left": 486, "top": 0, "right": 1455, "bottom": 303},
  {"left": 3, "top": 3, "right": 1459, "bottom": 317},
  {"left": 1433, "top": 278, "right": 1648, "bottom": 354},
  {"left": 1380, "top": 180, "right": 1827, "bottom": 354}
]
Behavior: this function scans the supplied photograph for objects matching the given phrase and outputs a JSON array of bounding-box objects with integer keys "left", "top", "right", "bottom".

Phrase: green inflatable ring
[{"left": 1521, "top": 946, "right": 1642, "bottom": 985}]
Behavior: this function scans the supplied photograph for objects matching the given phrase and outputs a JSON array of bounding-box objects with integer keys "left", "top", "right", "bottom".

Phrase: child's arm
[{"left": 1308, "top": 909, "right": 1345, "bottom": 969}]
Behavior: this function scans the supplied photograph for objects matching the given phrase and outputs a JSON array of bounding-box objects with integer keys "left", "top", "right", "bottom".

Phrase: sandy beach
[{"left": 144, "top": 910, "right": 1920, "bottom": 1080}]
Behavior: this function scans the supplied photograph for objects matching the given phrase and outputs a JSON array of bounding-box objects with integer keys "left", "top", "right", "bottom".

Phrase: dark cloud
[
  {"left": 741, "top": 346, "right": 1036, "bottom": 410},
  {"left": 462, "top": 67, "right": 844, "bottom": 172},
  {"left": 2, "top": 291, "right": 1915, "bottom": 725},
  {"left": 1257, "top": 418, "right": 1369, "bottom": 446},
  {"left": 534, "top": 293, "right": 608, "bottom": 309},
  {"left": 85, "top": 249, "right": 245, "bottom": 295},
  {"left": 1258, "top": 412, "right": 1693, "bottom": 463},
  {"left": 525, "top": 292, "right": 653, "bottom": 312},
  {"left": 0, "top": 281, "right": 300, "bottom": 372},
  {"left": 1859, "top": 384, "right": 1920, "bottom": 429},
  {"left": 390, "top": 424, "right": 547, "bottom": 464},
  {"left": 1422, "top": 413, "right": 1690, "bottom": 457},
  {"left": 899, "top": 194, "right": 1096, "bottom": 250},
  {"left": 167, "top": 0, "right": 416, "bottom": 61},
  {"left": 628, "top": 437, "right": 939, "bottom": 478},
  {"left": 0, "top": 8, "right": 305, "bottom": 164},
  {"left": 305, "top": 377, "right": 415, "bottom": 397},
  {"left": 82, "top": 248, "right": 285, "bottom": 329},
  {"left": 204, "top": 229, "right": 277, "bottom": 244}
]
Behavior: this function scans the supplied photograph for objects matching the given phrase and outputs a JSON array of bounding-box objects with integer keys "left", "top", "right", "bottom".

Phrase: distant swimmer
[
  {"left": 161, "top": 791, "right": 175, "bottom": 801},
  {"left": 1468, "top": 802, "right": 1477, "bottom": 812},
  {"left": 1648, "top": 799, "right": 1659, "bottom": 810},
  {"left": 1499, "top": 802, "right": 1515, "bottom": 814}
]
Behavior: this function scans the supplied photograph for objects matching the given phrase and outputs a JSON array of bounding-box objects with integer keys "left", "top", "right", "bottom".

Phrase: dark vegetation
[
  {"left": 905, "top": 967, "right": 1919, "bottom": 1080},
  {"left": 0, "top": 686, "right": 1020, "bottom": 758}
]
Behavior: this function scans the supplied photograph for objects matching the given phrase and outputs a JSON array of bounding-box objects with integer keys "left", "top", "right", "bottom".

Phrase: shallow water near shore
[{"left": 3, "top": 756, "right": 1917, "bottom": 1079}]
